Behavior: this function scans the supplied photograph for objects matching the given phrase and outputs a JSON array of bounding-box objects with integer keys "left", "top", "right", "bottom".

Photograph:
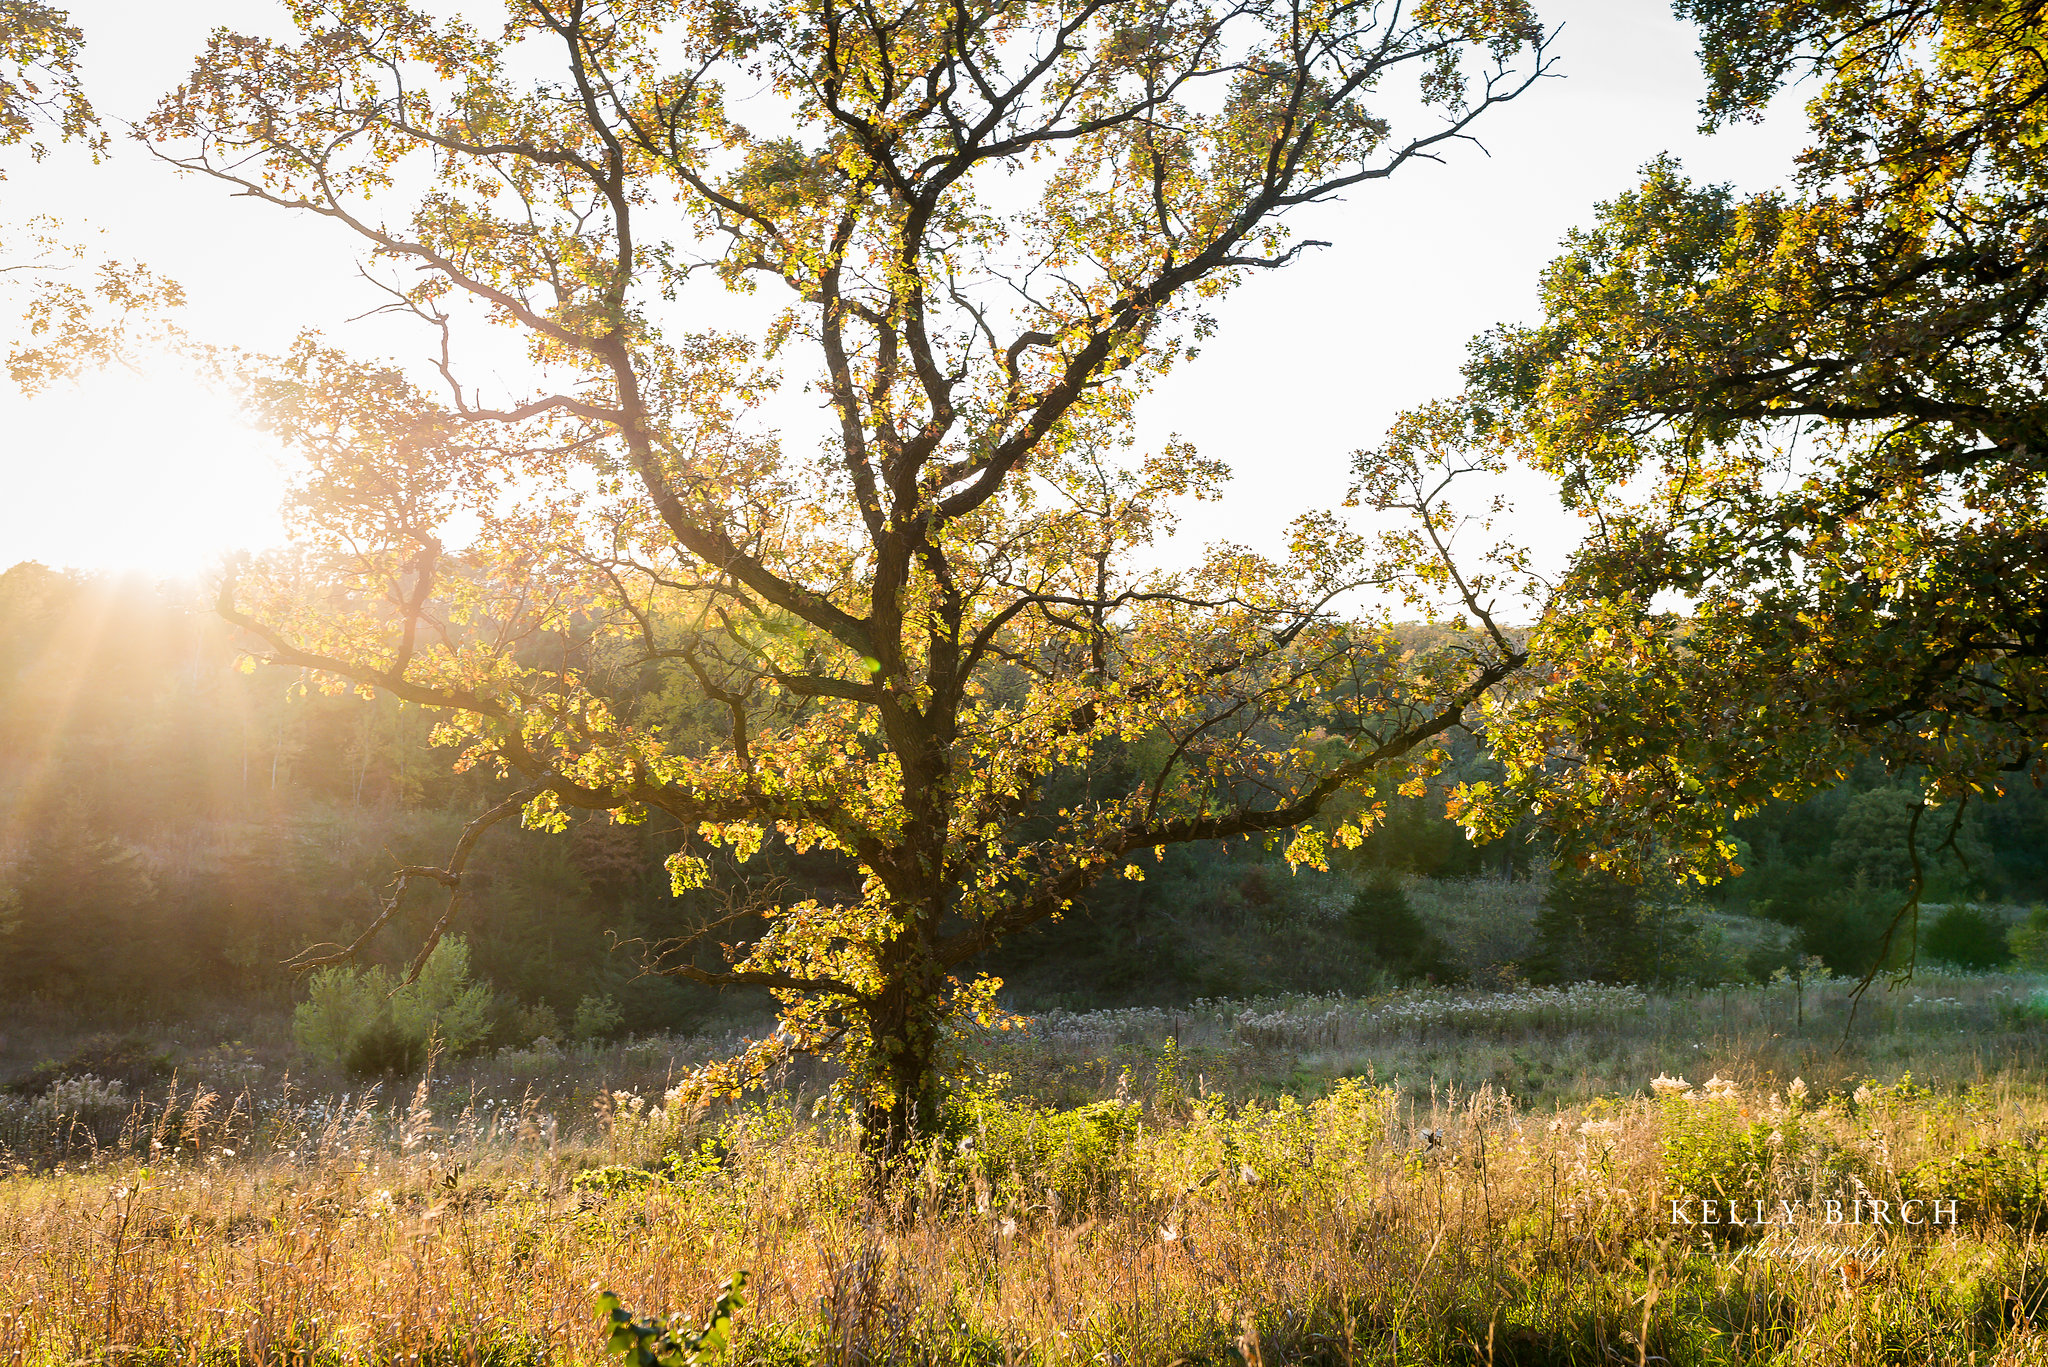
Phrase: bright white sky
[{"left": 0, "top": 0, "right": 1811, "bottom": 581}]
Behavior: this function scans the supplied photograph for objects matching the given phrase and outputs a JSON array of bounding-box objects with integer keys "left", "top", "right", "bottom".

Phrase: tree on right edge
[{"left": 1447, "top": 1, "right": 2048, "bottom": 962}]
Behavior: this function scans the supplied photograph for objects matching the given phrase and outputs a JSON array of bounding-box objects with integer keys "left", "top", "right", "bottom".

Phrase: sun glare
[{"left": 1, "top": 362, "right": 287, "bottom": 578}]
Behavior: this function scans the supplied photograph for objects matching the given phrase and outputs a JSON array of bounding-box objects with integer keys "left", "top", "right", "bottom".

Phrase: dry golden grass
[{"left": 6, "top": 975, "right": 2048, "bottom": 1366}]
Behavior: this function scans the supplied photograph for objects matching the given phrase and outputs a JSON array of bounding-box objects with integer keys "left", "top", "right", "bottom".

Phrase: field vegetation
[{"left": 7, "top": 971, "right": 2048, "bottom": 1366}]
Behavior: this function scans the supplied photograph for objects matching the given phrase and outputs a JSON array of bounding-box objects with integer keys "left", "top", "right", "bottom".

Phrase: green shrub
[
  {"left": 292, "top": 937, "right": 497, "bottom": 1076},
  {"left": 1655, "top": 1091, "right": 1814, "bottom": 1220},
  {"left": 950, "top": 1080, "right": 1140, "bottom": 1212},
  {"left": 1168, "top": 1078, "right": 1395, "bottom": 1196},
  {"left": 1924, "top": 905, "right": 2012, "bottom": 970},
  {"left": 391, "top": 937, "right": 496, "bottom": 1053},
  {"left": 574, "top": 1164, "right": 669, "bottom": 1199},
  {"left": 1906, "top": 1135, "right": 2048, "bottom": 1232},
  {"left": 503, "top": 1000, "right": 562, "bottom": 1048},
  {"left": 1529, "top": 869, "right": 1709, "bottom": 984},
  {"left": 1344, "top": 869, "right": 1458, "bottom": 982},
  {"left": 1675, "top": 924, "right": 1752, "bottom": 986},
  {"left": 598, "top": 1274, "right": 745, "bottom": 1367},
  {"left": 573, "top": 993, "right": 626, "bottom": 1043},
  {"left": 343, "top": 1016, "right": 428, "bottom": 1079},
  {"left": 294, "top": 964, "right": 390, "bottom": 1071},
  {"left": 2009, "top": 905, "right": 2048, "bottom": 970},
  {"left": 573, "top": 1141, "right": 727, "bottom": 1200}
]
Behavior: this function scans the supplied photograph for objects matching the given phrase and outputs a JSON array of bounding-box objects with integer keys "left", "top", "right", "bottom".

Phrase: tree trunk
[
  {"left": 856, "top": 756, "right": 954, "bottom": 1185},
  {"left": 856, "top": 960, "right": 947, "bottom": 1185}
]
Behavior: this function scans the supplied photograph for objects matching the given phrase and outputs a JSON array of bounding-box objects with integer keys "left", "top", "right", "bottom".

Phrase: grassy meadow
[{"left": 7, "top": 970, "right": 2048, "bottom": 1366}]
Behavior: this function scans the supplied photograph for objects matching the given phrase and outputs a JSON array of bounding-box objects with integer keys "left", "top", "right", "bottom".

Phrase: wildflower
[
  {"left": 1651, "top": 1075, "right": 1691, "bottom": 1098},
  {"left": 1703, "top": 1075, "right": 1739, "bottom": 1100},
  {"left": 1578, "top": 1119, "right": 1622, "bottom": 1138},
  {"left": 1789, "top": 1077, "right": 1809, "bottom": 1104}
]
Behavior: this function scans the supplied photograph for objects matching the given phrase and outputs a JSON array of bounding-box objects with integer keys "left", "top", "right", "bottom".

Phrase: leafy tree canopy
[
  {"left": 0, "top": 4, "right": 182, "bottom": 389},
  {"left": 1449, "top": 0, "right": 2048, "bottom": 898},
  {"left": 147, "top": 0, "right": 1550, "bottom": 1167},
  {"left": 0, "top": 0, "right": 98, "bottom": 163}
]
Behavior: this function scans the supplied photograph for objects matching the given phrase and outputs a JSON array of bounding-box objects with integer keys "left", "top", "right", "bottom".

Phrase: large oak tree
[{"left": 151, "top": 0, "right": 1548, "bottom": 1166}]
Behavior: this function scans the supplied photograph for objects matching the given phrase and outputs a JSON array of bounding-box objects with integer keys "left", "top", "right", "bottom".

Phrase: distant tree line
[{"left": 6, "top": 563, "right": 2043, "bottom": 1033}]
